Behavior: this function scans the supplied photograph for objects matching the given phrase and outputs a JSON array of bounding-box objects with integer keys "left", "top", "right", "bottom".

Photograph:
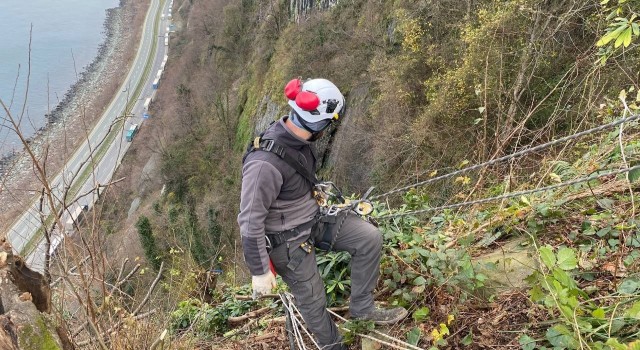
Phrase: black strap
[
  {"left": 257, "top": 138, "right": 319, "bottom": 186},
  {"left": 244, "top": 135, "right": 319, "bottom": 187},
  {"left": 266, "top": 217, "right": 318, "bottom": 248},
  {"left": 286, "top": 239, "right": 314, "bottom": 271}
]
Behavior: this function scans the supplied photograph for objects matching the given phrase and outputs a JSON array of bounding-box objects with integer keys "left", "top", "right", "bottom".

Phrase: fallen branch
[
  {"left": 235, "top": 293, "right": 278, "bottom": 300},
  {"left": 228, "top": 306, "right": 272, "bottom": 324},
  {"left": 149, "top": 329, "right": 168, "bottom": 350},
  {"left": 243, "top": 332, "right": 278, "bottom": 343},
  {"left": 132, "top": 261, "right": 164, "bottom": 316},
  {"left": 223, "top": 319, "right": 258, "bottom": 338}
]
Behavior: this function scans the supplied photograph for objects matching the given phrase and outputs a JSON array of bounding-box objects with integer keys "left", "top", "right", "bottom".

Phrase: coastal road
[{"left": 5, "top": 0, "right": 173, "bottom": 272}]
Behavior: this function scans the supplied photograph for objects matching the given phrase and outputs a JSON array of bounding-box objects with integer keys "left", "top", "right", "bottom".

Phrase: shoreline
[
  {"left": 0, "top": 5, "right": 124, "bottom": 176},
  {"left": 0, "top": 0, "right": 148, "bottom": 234}
]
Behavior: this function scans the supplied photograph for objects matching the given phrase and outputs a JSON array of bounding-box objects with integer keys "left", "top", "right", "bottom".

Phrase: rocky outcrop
[
  {"left": 0, "top": 239, "right": 64, "bottom": 350},
  {"left": 289, "top": 0, "right": 339, "bottom": 22}
]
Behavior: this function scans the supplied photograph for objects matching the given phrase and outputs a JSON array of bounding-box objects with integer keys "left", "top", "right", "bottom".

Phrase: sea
[{"left": 0, "top": 0, "right": 119, "bottom": 158}]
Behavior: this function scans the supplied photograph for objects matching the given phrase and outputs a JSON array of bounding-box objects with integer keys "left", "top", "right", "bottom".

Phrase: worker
[{"left": 238, "top": 78, "right": 408, "bottom": 349}]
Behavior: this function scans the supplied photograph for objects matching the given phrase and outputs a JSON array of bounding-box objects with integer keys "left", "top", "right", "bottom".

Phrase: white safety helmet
[{"left": 284, "top": 78, "right": 345, "bottom": 132}]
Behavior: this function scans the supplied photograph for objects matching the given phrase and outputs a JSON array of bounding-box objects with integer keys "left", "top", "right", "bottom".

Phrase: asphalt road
[{"left": 4, "top": 0, "right": 173, "bottom": 272}]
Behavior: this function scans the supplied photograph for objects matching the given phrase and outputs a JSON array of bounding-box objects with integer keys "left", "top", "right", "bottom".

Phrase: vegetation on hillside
[{"left": 111, "top": 0, "right": 640, "bottom": 348}]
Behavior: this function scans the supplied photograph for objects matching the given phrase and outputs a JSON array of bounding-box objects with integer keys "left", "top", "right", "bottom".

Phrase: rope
[
  {"left": 281, "top": 292, "right": 426, "bottom": 350},
  {"left": 370, "top": 114, "right": 640, "bottom": 200},
  {"left": 377, "top": 164, "right": 640, "bottom": 219},
  {"left": 326, "top": 308, "right": 426, "bottom": 350},
  {"left": 280, "top": 293, "right": 321, "bottom": 350}
]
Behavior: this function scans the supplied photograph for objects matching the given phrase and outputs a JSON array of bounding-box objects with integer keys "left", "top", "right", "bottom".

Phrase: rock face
[
  {"left": 0, "top": 239, "right": 64, "bottom": 350},
  {"left": 289, "top": 0, "right": 339, "bottom": 22}
]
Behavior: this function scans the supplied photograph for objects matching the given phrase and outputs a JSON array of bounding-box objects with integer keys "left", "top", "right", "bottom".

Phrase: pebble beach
[{"left": 0, "top": 0, "right": 146, "bottom": 232}]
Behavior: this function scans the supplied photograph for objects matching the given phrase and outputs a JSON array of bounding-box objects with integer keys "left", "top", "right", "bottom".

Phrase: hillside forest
[{"left": 60, "top": 0, "right": 640, "bottom": 348}]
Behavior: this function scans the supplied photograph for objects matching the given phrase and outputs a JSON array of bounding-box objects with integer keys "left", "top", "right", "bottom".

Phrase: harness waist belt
[{"left": 266, "top": 218, "right": 318, "bottom": 248}]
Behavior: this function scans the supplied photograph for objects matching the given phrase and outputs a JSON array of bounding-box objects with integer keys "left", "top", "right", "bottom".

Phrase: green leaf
[
  {"left": 552, "top": 268, "right": 576, "bottom": 288},
  {"left": 406, "top": 327, "right": 421, "bottom": 346},
  {"left": 546, "top": 325, "right": 578, "bottom": 348},
  {"left": 617, "top": 277, "right": 640, "bottom": 294},
  {"left": 596, "top": 227, "right": 611, "bottom": 237},
  {"left": 461, "top": 330, "right": 473, "bottom": 346},
  {"left": 539, "top": 246, "right": 556, "bottom": 269},
  {"left": 412, "top": 307, "right": 430, "bottom": 321},
  {"left": 606, "top": 338, "right": 628, "bottom": 350},
  {"left": 592, "top": 308, "right": 606, "bottom": 319},
  {"left": 413, "top": 276, "right": 427, "bottom": 286},
  {"left": 614, "top": 26, "right": 631, "bottom": 48},
  {"left": 392, "top": 271, "right": 402, "bottom": 283},
  {"left": 556, "top": 247, "right": 578, "bottom": 270},
  {"left": 519, "top": 334, "right": 536, "bottom": 350},
  {"left": 633, "top": 22, "right": 640, "bottom": 36},
  {"left": 530, "top": 285, "right": 545, "bottom": 302},
  {"left": 622, "top": 27, "right": 633, "bottom": 47},
  {"left": 624, "top": 302, "right": 640, "bottom": 319},
  {"left": 598, "top": 24, "right": 627, "bottom": 46},
  {"left": 629, "top": 167, "right": 640, "bottom": 182}
]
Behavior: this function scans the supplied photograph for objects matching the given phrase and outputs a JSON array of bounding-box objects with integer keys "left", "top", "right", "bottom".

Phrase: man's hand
[{"left": 252, "top": 270, "right": 277, "bottom": 299}]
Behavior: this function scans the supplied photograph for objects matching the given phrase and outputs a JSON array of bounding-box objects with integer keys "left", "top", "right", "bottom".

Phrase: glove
[{"left": 252, "top": 270, "right": 277, "bottom": 299}]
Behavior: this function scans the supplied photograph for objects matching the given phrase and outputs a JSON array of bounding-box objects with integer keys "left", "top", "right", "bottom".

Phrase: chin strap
[{"left": 290, "top": 111, "right": 331, "bottom": 136}]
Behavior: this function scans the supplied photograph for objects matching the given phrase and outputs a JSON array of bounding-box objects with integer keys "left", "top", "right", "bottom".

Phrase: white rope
[
  {"left": 326, "top": 308, "right": 426, "bottom": 350},
  {"left": 377, "top": 164, "right": 640, "bottom": 219},
  {"left": 280, "top": 293, "right": 316, "bottom": 350},
  {"left": 282, "top": 292, "right": 426, "bottom": 350},
  {"left": 283, "top": 293, "right": 324, "bottom": 350},
  {"left": 371, "top": 113, "right": 640, "bottom": 200}
]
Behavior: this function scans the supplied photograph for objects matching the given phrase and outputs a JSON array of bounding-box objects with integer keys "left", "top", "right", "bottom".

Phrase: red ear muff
[
  {"left": 295, "top": 91, "right": 320, "bottom": 111},
  {"left": 285, "top": 79, "right": 302, "bottom": 100}
]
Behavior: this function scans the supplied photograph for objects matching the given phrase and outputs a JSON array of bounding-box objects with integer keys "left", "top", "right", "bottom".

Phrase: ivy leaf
[
  {"left": 519, "top": 334, "right": 536, "bottom": 350},
  {"left": 617, "top": 277, "right": 640, "bottom": 294},
  {"left": 539, "top": 246, "right": 556, "bottom": 269},
  {"left": 413, "top": 276, "right": 427, "bottom": 286},
  {"left": 556, "top": 247, "right": 578, "bottom": 270}
]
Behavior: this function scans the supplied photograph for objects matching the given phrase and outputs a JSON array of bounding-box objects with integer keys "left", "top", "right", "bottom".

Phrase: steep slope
[{"left": 95, "top": 0, "right": 640, "bottom": 348}]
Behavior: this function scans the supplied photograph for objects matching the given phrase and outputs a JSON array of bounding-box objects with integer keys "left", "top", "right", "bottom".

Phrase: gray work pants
[{"left": 269, "top": 212, "right": 382, "bottom": 350}]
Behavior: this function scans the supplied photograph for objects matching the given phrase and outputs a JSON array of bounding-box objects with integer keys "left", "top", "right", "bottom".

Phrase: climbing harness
[
  {"left": 313, "top": 185, "right": 376, "bottom": 251},
  {"left": 245, "top": 135, "right": 319, "bottom": 187}
]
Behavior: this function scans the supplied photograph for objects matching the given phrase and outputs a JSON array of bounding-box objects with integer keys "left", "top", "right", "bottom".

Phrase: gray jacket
[{"left": 238, "top": 117, "right": 320, "bottom": 276}]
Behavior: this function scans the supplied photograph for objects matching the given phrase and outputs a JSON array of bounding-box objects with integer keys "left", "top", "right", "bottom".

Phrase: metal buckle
[
  {"left": 262, "top": 139, "right": 275, "bottom": 152},
  {"left": 325, "top": 205, "right": 341, "bottom": 216},
  {"left": 265, "top": 236, "right": 273, "bottom": 253}
]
